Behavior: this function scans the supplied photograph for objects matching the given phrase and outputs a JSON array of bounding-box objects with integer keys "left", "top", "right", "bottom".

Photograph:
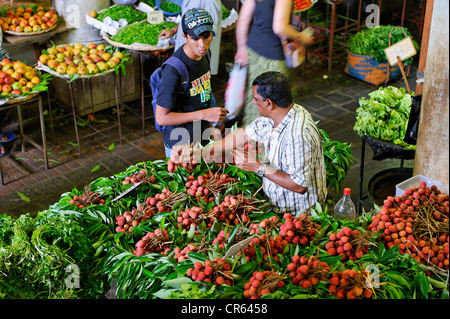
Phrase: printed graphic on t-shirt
[{"left": 190, "top": 71, "right": 212, "bottom": 105}]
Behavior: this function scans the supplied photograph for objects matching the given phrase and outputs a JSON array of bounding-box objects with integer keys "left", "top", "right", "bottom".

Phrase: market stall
[{"left": 0, "top": 0, "right": 448, "bottom": 303}]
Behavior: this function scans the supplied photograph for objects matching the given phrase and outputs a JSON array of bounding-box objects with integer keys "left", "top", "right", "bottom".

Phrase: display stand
[
  {"left": 357, "top": 135, "right": 415, "bottom": 214},
  {"left": 45, "top": 72, "right": 123, "bottom": 159},
  {"left": 103, "top": 33, "right": 174, "bottom": 137},
  {"left": 0, "top": 94, "right": 48, "bottom": 185},
  {"left": 300, "top": 0, "right": 363, "bottom": 74},
  {"left": 125, "top": 48, "right": 173, "bottom": 137}
]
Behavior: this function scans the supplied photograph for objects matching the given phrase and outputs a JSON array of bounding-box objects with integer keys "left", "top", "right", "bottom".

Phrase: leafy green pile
[
  {"left": 348, "top": 25, "right": 419, "bottom": 64},
  {"left": 320, "top": 129, "right": 354, "bottom": 193},
  {"left": 0, "top": 213, "right": 104, "bottom": 298},
  {"left": 110, "top": 21, "right": 177, "bottom": 46},
  {"left": 159, "top": 2, "right": 181, "bottom": 13},
  {"left": 354, "top": 86, "right": 415, "bottom": 149},
  {"left": 97, "top": 4, "right": 147, "bottom": 24},
  {"left": 139, "top": 0, "right": 155, "bottom": 7},
  {"left": 222, "top": 5, "right": 231, "bottom": 20}
]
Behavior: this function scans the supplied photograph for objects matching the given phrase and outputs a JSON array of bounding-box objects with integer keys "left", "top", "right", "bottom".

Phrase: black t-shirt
[
  {"left": 247, "top": 0, "right": 285, "bottom": 61},
  {"left": 156, "top": 47, "right": 213, "bottom": 149}
]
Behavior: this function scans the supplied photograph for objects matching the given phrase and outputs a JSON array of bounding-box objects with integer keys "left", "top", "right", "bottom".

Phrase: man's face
[
  {"left": 252, "top": 85, "right": 268, "bottom": 117},
  {"left": 183, "top": 32, "right": 213, "bottom": 60}
]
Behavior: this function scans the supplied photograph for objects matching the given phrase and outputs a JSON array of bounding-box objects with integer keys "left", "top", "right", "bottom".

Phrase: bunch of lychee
[
  {"left": 134, "top": 229, "right": 171, "bottom": 257},
  {"left": 186, "top": 258, "right": 234, "bottom": 286}
]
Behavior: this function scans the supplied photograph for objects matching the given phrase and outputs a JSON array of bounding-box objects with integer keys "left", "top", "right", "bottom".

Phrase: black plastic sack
[
  {"left": 365, "top": 135, "right": 415, "bottom": 161},
  {"left": 403, "top": 95, "right": 422, "bottom": 145}
]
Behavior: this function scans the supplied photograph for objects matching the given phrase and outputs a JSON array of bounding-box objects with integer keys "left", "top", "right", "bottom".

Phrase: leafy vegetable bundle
[
  {"left": 159, "top": 2, "right": 180, "bottom": 13},
  {"left": 110, "top": 21, "right": 177, "bottom": 46},
  {"left": 353, "top": 86, "right": 415, "bottom": 149},
  {"left": 348, "top": 25, "right": 419, "bottom": 64},
  {"left": 320, "top": 129, "right": 354, "bottom": 193}
]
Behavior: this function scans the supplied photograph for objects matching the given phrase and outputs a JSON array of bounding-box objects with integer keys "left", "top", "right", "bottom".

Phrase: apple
[
  {"left": 12, "top": 82, "right": 23, "bottom": 91},
  {"left": 0, "top": 78, "right": 4, "bottom": 85},
  {"left": 96, "top": 61, "right": 108, "bottom": 72},
  {"left": 0, "top": 58, "right": 11, "bottom": 66},
  {"left": 2, "top": 63, "right": 13, "bottom": 72},
  {"left": 93, "top": 56, "right": 104, "bottom": 63},
  {"left": 56, "top": 64, "right": 67, "bottom": 74},
  {"left": 4, "top": 75, "right": 13, "bottom": 84},
  {"left": 100, "top": 52, "right": 111, "bottom": 62},
  {"left": 19, "top": 77, "right": 28, "bottom": 86},
  {"left": 31, "top": 77, "right": 40, "bottom": 85},
  {"left": 11, "top": 71, "right": 21, "bottom": 81},
  {"left": 77, "top": 65, "right": 88, "bottom": 75},
  {"left": 24, "top": 71, "right": 35, "bottom": 80},
  {"left": 88, "top": 11, "right": 97, "bottom": 18},
  {"left": 11, "top": 89, "right": 22, "bottom": 95},
  {"left": 87, "top": 64, "right": 99, "bottom": 74},
  {"left": 39, "top": 54, "right": 50, "bottom": 64},
  {"left": 67, "top": 65, "right": 77, "bottom": 76},
  {"left": 113, "top": 51, "right": 124, "bottom": 59},
  {"left": 2, "top": 84, "right": 12, "bottom": 92}
]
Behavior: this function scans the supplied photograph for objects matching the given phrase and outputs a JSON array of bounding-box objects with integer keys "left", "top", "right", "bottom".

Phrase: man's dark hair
[{"left": 252, "top": 71, "right": 293, "bottom": 108}]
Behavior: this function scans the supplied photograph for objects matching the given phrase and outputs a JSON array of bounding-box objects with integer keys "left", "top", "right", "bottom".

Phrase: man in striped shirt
[{"left": 172, "top": 71, "right": 327, "bottom": 214}]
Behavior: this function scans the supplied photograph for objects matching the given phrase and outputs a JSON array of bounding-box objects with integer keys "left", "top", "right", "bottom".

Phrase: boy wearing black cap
[{"left": 155, "top": 8, "right": 228, "bottom": 157}]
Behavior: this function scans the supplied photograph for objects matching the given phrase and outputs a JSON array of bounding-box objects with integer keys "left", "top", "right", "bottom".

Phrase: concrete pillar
[{"left": 413, "top": 0, "right": 449, "bottom": 186}]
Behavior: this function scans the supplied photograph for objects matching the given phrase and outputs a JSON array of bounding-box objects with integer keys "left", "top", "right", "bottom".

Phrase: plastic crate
[
  {"left": 156, "top": 0, "right": 182, "bottom": 16},
  {"left": 395, "top": 174, "right": 443, "bottom": 196}
]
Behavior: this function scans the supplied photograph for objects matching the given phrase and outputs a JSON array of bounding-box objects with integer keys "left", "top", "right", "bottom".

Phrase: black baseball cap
[{"left": 181, "top": 8, "right": 215, "bottom": 39}]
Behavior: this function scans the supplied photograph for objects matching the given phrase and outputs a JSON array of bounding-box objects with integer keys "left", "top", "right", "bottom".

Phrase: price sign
[
  {"left": 384, "top": 37, "right": 417, "bottom": 66},
  {"left": 147, "top": 10, "right": 164, "bottom": 24}
]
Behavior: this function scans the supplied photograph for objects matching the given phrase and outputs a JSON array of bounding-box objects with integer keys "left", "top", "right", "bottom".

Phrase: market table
[
  {"left": 103, "top": 32, "right": 175, "bottom": 137},
  {"left": 0, "top": 94, "right": 48, "bottom": 185},
  {"left": 41, "top": 69, "right": 123, "bottom": 159}
]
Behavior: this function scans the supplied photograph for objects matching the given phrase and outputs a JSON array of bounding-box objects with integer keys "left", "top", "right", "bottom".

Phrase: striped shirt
[{"left": 245, "top": 103, "right": 327, "bottom": 214}]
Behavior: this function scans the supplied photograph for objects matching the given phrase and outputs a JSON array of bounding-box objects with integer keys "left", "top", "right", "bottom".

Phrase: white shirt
[{"left": 245, "top": 103, "right": 327, "bottom": 213}]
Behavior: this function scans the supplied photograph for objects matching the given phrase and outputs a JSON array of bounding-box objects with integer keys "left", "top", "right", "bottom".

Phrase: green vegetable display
[
  {"left": 222, "top": 5, "right": 231, "bottom": 20},
  {"left": 97, "top": 4, "right": 147, "bottom": 24},
  {"left": 348, "top": 25, "right": 419, "bottom": 64},
  {"left": 159, "top": 2, "right": 180, "bottom": 13},
  {"left": 139, "top": 0, "right": 155, "bottom": 7},
  {"left": 320, "top": 129, "right": 354, "bottom": 194},
  {"left": 110, "top": 21, "right": 177, "bottom": 46},
  {"left": 1, "top": 155, "right": 447, "bottom": 300},
  {"left": 353, "top": 86, "right": 415, "bottom": 149}
]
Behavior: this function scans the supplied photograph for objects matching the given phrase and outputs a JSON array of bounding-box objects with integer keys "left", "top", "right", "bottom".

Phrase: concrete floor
[{"left": 0, "top": 32, "right": 417, "bottom": 219}]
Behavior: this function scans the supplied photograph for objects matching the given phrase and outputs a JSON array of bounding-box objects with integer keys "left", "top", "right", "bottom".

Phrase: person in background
[
  {"left": 235, "top": 0, "right": 314, "bottom": 126},
  {"left": 171, "top": 71, "right": 327, "bottom": 214},
  {"left": 159, "top": 0, "right": 223, "bottom": 76},
  {"left": 155, "top": 8, "right": 229, "bottom": 158}
]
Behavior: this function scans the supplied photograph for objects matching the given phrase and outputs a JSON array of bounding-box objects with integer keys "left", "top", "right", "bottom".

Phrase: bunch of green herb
[
  {"left": 222, "top": 5, "right": 231, "bottom": 20},
  {"left": 139, "top": 0, "right": 155, "bottom": 7},
  {"left": 0, "top": 213, "right": 104, "bottom": 299},
  {"left": 111, "top": 21, "right": 177, "bottom": 46},
  {"left": 348, "top": 25, "right": 419, "bottom": 64},
  {"left": 97, "top": 4, "right": 147, "bottom": 24},
  {"left": 320, "top": 128, "right": 354, "bottom": 194},
  {"left": 354, "top": 86, "right": 415, "bottom": 149},
  {"left": 159, "top": 2, "right": 181, "bottom": 13}
]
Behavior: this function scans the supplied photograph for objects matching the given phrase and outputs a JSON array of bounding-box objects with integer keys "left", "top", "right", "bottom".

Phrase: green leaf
[
  {"left": 17, "top": 192, "right": 31, "bottom": 203},
  {"left": 91, "top": 164, "right": 101, "bottom": 173},
  {"left": 108, "top": 143, "right": 115, "bottom": 151}
]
